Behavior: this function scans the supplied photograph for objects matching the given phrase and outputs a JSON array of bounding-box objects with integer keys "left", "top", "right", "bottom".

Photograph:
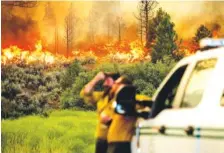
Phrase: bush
[
  {"left": 60, "top": 89, "right": 75, "bottom": 109},
  {"left": 2, "top": 55, "right": 176, "bottom": 117},
  {"left": 60, "top": 58, "right": 176, "bottom": 109},
  {"left": 120, "top": 57, "right": 175, "bottom": 96},
  {"left": 1, "top": 63, "right": 63, "bottom": 119},
  {"left": 60, "top": 71, "right": 97, "bottom": 109},
  {"left": 60, "top": 60, "right": 83, "bottom": 90}
]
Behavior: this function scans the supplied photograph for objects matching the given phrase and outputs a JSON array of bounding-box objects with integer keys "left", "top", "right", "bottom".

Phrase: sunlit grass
[{"left": 2, "top": 110, "right": 97, "bottom": 153}]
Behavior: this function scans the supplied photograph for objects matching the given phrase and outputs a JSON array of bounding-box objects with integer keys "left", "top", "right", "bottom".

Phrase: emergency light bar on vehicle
[{"left": 200, "top": 38, "right": 224, "bottom": 49}]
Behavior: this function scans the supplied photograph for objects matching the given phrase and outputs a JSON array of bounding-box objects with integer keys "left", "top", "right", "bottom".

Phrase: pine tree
[
  {"left": 147, "top": 8, "right": 166, "bottom": 48},
  {"left": 194, "top": 25, "right": 212, "bottom": 43},
  {"left": 151, "top": 9, "right": 177, "bottom": 63},
  {"left": 64, "top": 3, "right": 76, "bottom": 58}
]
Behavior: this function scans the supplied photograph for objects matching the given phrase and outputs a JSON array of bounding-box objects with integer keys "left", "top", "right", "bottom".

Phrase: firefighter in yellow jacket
[
  {"left": 106, "top": 77, "right": 151, "bottom": 153},
  {"left": 80, "top": 72, "right": 120, "bottom": 153}
]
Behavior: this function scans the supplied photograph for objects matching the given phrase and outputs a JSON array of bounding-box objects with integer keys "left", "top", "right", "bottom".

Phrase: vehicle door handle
[
  {"left": 158, "top": 125, "right": 166, "bottom": 134},
  {"left": 184, "top": 126, "right": 194, "bottom": 136}
]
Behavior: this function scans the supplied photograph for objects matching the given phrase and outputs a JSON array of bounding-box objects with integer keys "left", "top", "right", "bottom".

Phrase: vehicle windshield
[{"left": 181, "top": 58, "right": 217, "bottom": 108}]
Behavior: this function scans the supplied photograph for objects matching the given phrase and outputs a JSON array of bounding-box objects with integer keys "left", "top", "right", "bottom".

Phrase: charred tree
[
  {"left": 134, "top": 9, "right": 144, "bottom": 45},
  {"left": 115, "top": 17, "right": 125, "bottom": 43},
  {"left": 64, "top": 3, "right": 76, "bottom": 58},
  {"left": 135, "top": 0, "right": 158, "bottom": 45}
]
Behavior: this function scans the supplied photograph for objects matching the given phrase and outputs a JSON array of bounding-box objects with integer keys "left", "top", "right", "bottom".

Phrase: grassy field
[{"left": 1, "top": 110, "right": 97, "bottom": 153}]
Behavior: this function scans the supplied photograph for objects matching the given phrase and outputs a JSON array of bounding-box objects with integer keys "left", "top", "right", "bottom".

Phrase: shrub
[
  {"left": 60, "top": 60, "right": 83, "bottom": 90},
  {"left": 1, "top": 63, "right": 63, "bottom": 119},
  {"left": 60, "top": 58, "right": 176, "bottom": 108}
]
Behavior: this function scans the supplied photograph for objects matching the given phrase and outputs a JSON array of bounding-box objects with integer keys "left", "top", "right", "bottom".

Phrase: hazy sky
[
  {"left": 26, "top": 1, "right": 223, "bottom": 39},
  {"left": 4, "top": 0, "right": 224, "bottom": 49}
]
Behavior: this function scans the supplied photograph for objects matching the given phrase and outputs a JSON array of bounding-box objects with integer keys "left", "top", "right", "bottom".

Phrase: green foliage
[
  {"left": 60, "top": 63, "right": 120, "bottom": 109},
  {"left": 147, "top": 8, "right": 166, "bottom": 47},
  {"left": 1, "top": 110, "right": 96, "bottom": 153},
  {"left": 60, "top": 59, "right": 176, "bottom": 109},
  {"left": 60, "top": 89, "right": 75, "bottom": 109},
  {"left": 2, "top": 55, "right": 176, "bottom": 117},
  {"left": 60, "top": 60, "right": 83, "bottom": 90},
  {"left": 194, "top": 24, "right": 212, "bottom": 43},
  {"left": 1, "top": 63, "right": 62, "bottom": 119},
  {"left": 151, "top": 8, "right": 178, "bottom": 63},
  {"left": 60, "top": 70, "right": 97, "bottom": 109},
  {"left": 121, "top": 57, "right": 176, "bottom": 96}
]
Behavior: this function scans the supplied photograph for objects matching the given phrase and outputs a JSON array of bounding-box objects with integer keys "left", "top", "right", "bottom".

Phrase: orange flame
[
  {"left": 1, "top": 41, "right": 66, "bottom": 65},
  {"left": 71, "top": 40, "right": 148, "bottom": 63},
  {"left": 2, "top": 40, "right": 150, "bottom": 65},
  {"left": 212, "top": 30, "right": 219, "bottom": 38}
]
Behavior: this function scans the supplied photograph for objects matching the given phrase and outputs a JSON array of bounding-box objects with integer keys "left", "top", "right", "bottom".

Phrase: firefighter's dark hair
[{"left": 104, "top": 72, "right": 120, "bottom": 81}]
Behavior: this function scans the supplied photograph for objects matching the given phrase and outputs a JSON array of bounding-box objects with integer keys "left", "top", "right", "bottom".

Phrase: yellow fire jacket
[
  {"left": 80, "top": 89, "right": 114, "bottom": 140},
  {"left": 107, "top": 94, "right": 151, "bottom": 143}
]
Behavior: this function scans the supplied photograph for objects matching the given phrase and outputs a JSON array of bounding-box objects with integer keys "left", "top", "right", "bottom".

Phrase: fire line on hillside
[{"left": 1, "top": 40, "right": 157, "bottom": 65}]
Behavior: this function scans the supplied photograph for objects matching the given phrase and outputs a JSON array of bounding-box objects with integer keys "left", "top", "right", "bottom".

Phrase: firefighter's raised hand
[
  {"left": 84, "top": 71, "right": 105, "bottom": 95},
  {"left": 94, "top": 72, "right": 106, "bottom": 82}
]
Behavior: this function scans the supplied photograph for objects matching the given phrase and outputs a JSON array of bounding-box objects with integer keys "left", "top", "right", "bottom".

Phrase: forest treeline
[{"left": 1, "top": 5, "right": 215, "bottom": 119}]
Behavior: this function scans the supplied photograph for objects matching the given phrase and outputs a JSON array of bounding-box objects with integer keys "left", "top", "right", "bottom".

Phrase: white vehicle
[{"left": 132, "top": 39, "right": 224, "bottom": 153}]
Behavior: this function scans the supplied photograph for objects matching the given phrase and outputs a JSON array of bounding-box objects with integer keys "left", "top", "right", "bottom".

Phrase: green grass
[{"left": 1, "top": 110, "right": 97, "bottom": 153}]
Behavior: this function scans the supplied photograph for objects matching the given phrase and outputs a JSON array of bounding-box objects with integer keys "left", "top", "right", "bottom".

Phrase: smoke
[
  {"left": 211, "top": 23, "right": 221, "bottom": 32},
  {"left": 174, "top": 1, "right": 224, "bottom": 39},
  {"left": 1, "top": 6, "right": 40, "bottom": 50}
]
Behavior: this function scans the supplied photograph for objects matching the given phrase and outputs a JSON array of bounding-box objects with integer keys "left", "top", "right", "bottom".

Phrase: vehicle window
[
  {"left": 181, "top": 59, "right": 217, "bottom": 108},
  {"left": 150, "top": 65, "right": 188, "bottom": 118}
]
